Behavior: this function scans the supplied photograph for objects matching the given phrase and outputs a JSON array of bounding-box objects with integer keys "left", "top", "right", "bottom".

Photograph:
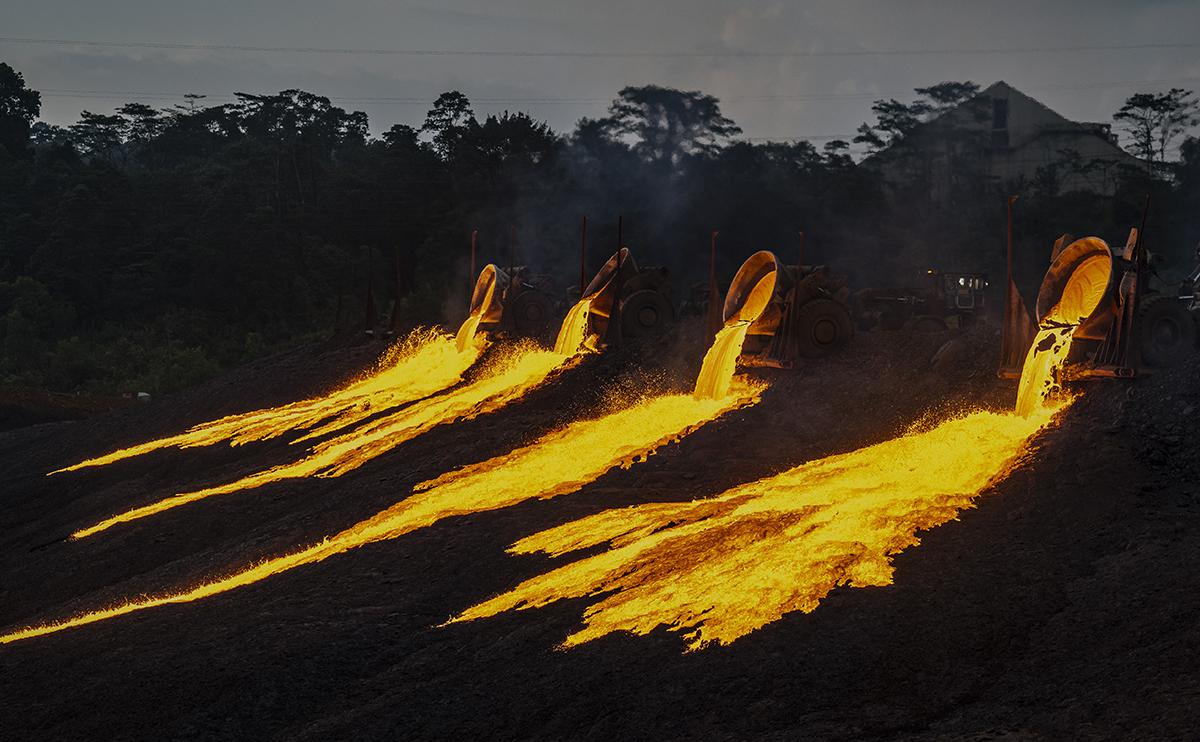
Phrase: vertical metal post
[
  {"left": 607, "top": 215, "right": 626, "bottom": 346},
  {"left": 508, "top": 224, "right": 516, "bottom": 277},
  {"left": 580, "top": 216, "right": 588, "bottom": 295},
  {"left": 1004, "top": 195, "right": 1017, "bottom": 332},
  {"left": 364, "top": 244, "right": 377, "bottom": 335},
  {"left": 709, "top": 231, "right": 718, "bottom": 299},
  {"left": 707, "top": 230, "right": 722, "bottom": 337},
  {"left": 469, "top": 229, "right": 477, "bottom": 306}
]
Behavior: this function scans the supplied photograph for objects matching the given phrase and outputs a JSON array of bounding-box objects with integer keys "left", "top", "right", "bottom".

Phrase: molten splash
[
  {"left": 554, "top": 298, "right": 594, "bottom": 355},
  {"left": 71, "top": 345, "right": 568, "bottom": 539},
  {"left": 1015, "top": 252, "right": 1109, "bottom": 417},
  {"left": 694, "top": 323, "right": 751, "bottom": 400},
  {"left": 453, "top": 402, "right": 1067, "bottom": 649},
  {"left": 1, "top": 382, "right": 761, "bottom": 644},
  {"left": 52, "top": 328, "right": 481, "bottom": 474}
]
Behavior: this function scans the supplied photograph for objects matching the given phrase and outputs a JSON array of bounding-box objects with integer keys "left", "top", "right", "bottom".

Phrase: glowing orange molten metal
[
  {"left": 70, "top": 296, "right": 604, "bottom": 539},
  {"left": 694, "top": 323, "right": 751, "bottom": 399},
  {"left": 1, "top": 381, "right": 760, "bottom": 644},
  {"left": 554, "top": 298, "right": 595, "bottom": 355},
  {"left": 1016, "top": 251, "right": 1110, "bottom": 417},
  {"left": 71, "top": 344, "right": 570, "bottom": 539},
  {"left": 52, "top": 328, "right": 482, "bottom": 474},
  {"left": 452, "top": 403, "right": 1066, "bottom": 649},
  {"left": 447, "top": 273, "right": 1090, "bottom": 650}
]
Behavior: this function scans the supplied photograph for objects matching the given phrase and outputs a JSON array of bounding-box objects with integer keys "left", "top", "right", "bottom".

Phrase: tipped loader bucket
[
  {"left": 456, "top": 264, "right": 509, "bottom": 351},
  {"left": 1034, "top": 237, "right": 1116, "bottom": 338},
  {"left": 723, "top": 250, "right": 780, "bottom": 328},
  {"left": 468, "top": 264, "right": 508, "bottom": 325},
  {"left": 580, "top": 248, "right": 640, "bottom": 339}
]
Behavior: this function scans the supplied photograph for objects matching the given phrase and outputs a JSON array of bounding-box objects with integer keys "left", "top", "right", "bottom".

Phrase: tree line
[{"left": 1, "top": 61, "right": 1197, "bottom": 395}]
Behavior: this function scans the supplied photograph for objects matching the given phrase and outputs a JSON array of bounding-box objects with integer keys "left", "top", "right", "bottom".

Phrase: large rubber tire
[
  {"left": 795, "top": 298, "right": 854, "bottom": 358},
  {"left": 509, "top": 290, "right": 553, "bottom": 337},
  {"left": 620, "top": 289, "right": 674, "bottom": 340},
  {"left": 1137, "top": 295, "right": 1196, "bottom": 367}
]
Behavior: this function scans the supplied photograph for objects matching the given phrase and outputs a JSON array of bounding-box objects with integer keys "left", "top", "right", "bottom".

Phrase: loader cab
[{"left": 939, "top": 272, "right": 989, "bottom": 312}]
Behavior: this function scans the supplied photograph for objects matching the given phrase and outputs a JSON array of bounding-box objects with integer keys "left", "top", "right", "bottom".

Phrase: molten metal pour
[
  {"left": 53, "top": 327, "right": 483, "bottom": 475},
  {"left": 449, "top": 255, "right": 1102, "bottom": 650}
]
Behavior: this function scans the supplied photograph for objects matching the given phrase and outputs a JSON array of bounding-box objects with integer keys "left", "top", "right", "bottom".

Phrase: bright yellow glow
[
  {"left": 693, "top": 323, "right": 750, "bottom": 400},
  {"left": 1015, "top": 253, "right": 1109, "bottom": 417},
  {"left": 71, "top": 344, "right": 569, "bottom": 539},
  {"left": 554, "top": 298, "right": 594, "bottom": 356},
  {"left": 52, "top": 328, "right": 481, "bottom": 474},
  {"left": 1, "top": 381, "right": 762, "bottom": 644},
  {"left": 450, "top": 257, "right": 1101, "bottom": 650},
  {"left": 455, "top": 313, "right": 484, "bottom": 354},
  {"left": 452, "top": 401, "right": 1068, "bottom": 650}
]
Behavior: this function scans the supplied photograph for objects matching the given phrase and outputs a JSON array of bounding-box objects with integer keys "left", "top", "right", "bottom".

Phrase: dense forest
[{"left": 1, "top": 60, "right": 1197, "bottom": 395}]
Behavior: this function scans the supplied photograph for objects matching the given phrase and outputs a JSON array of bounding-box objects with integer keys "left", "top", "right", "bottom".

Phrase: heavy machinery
[
  {"left": 722, "top": 250, "right": 854, "bottom": 366},
  {"left": 1005, "top": 229, "right": 1197, "bottom": 379},
  {"left": 459, "top": 263, "right": 556, "bottom": 348},
  {"left": 853, "top": 269, "right": 989, "bottom": 333},
  {"left": 572, "top": 247, "right": 676, "bottom": 347}
]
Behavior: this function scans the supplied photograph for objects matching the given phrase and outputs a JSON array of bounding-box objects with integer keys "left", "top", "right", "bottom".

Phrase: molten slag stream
[
  {"left": 694, "top": 323, "right": 751, "bottom": 400},
  {"left": 451, "top": 293, "right": 1087, "bottom": 649},
  {"left": 52, "top": 328, "right": 480, "bottom": 474},
  {"left": 554, "top": 298, "right": 594, "bottom": 355},
  {"left": 452, "top": 403, "right": 1065, "bottom": 649},
  {"left": 1, "top": 380, "right": 762, "bottom": 644},
  {"left": 70, "top": 299, "right": 604, "bottom": 539},
  {"left": 71, "top": 344, "right": 569, "bottom": 539},
  {"left": 1015, "top": 252, "right": 1110, "bottom": 417}
]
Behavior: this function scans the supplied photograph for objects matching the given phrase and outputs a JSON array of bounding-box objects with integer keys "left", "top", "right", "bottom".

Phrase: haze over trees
[{"left": 0, "top": 60, "right": 1197, "bottom": 395}]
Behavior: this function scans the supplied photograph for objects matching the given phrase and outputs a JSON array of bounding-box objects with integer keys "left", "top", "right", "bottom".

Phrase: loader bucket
[
  {"left": 579, "top": 248, "right": 639, "bottom": 335},
  {"left": 456, "top": 264, "right": 509, "bottom": 351},
  {"left": 723, "top": 250, "right": 779, "bottom": 328},
  {"left": 469, "top": 264, "right": 508, "bottom": 325},
  {"left": 1034, "top": 237, "right": 1116, "bottom": 339}
]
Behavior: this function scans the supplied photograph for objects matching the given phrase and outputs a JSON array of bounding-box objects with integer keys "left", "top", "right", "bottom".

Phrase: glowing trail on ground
[
  {"left": 70, "top": 296, "right": 605, "bottom": 539},
  {"left": 71, "top": 344, "right": 569, "bottom": 538},
  {"left": 52, "top": 328, "right": 481, "bottom": 474},
  {"left": 0, "top": 379, "right": 761, "bottom": 644},
  {"left": 452, "top": 403, "right": 1066, "bottom": 649},
  {"left": 451, "top": 271, "right": 1092, "bottom": 650}
]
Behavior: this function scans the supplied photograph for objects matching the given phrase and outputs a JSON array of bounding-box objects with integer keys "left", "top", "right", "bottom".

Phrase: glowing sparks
[
  {"left": 71, "top": 344, "right": 569, "bottom": 539},
  {"left": 693, "top": 323, "right": 750, "bottom": 399},
  {"left": 1, "top": 382, "right": 761, "bottom": 644},
  {"left": 453, "top": 402, "right": 1067, "bottom": 650},
  {"left": 52, "top": 328, "right": 481, "bottom": 474}
]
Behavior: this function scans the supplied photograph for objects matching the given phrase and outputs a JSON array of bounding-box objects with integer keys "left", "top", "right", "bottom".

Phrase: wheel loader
[
  {"left": 458, "top": 263, "right": 557, "bottom": 349},
  {"left": 721, "top": 250, "right": 855, "bottom": 367},
  {"left": 569, "top": 247, "right": 676, "bottom": 348},
  {"left": 1001, "top": 228, "right": 1197, "bottom": 380}
]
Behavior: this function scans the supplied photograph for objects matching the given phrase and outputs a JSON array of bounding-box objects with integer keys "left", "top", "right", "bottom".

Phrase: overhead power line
[
  {"left": 35, "top": 77, "right": 1200, "bottom": 106},
  {"left": 4, "top": 35, "right": 1200, "bottom": 59}
]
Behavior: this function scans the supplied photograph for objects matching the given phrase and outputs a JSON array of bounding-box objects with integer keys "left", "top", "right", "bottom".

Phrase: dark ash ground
[{"left": 2, "top": 324, "right": 1198, "bottom": 741}]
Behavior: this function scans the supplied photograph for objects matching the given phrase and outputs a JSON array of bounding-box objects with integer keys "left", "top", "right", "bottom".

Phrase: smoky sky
[{"left": 4, "top": 0, "right": 1200, "bottom": 153}]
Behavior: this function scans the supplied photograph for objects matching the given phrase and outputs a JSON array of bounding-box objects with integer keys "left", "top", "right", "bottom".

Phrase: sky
[{"left": 3, "top": 0, "right": 1200, "bottom": 155}]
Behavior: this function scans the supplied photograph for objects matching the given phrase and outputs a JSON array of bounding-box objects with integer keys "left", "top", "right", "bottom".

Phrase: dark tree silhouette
[
  {"left": 597, "top": 85, "right": 741, "bottom": 164},
  {"left": 0, "top": 62, "right": 41, "bottom": 158}
]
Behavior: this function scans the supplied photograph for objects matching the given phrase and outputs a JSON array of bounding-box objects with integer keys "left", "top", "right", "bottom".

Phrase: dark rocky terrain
[{"left": 1, "top": 322, "right": 1197, "bottom": 741}]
